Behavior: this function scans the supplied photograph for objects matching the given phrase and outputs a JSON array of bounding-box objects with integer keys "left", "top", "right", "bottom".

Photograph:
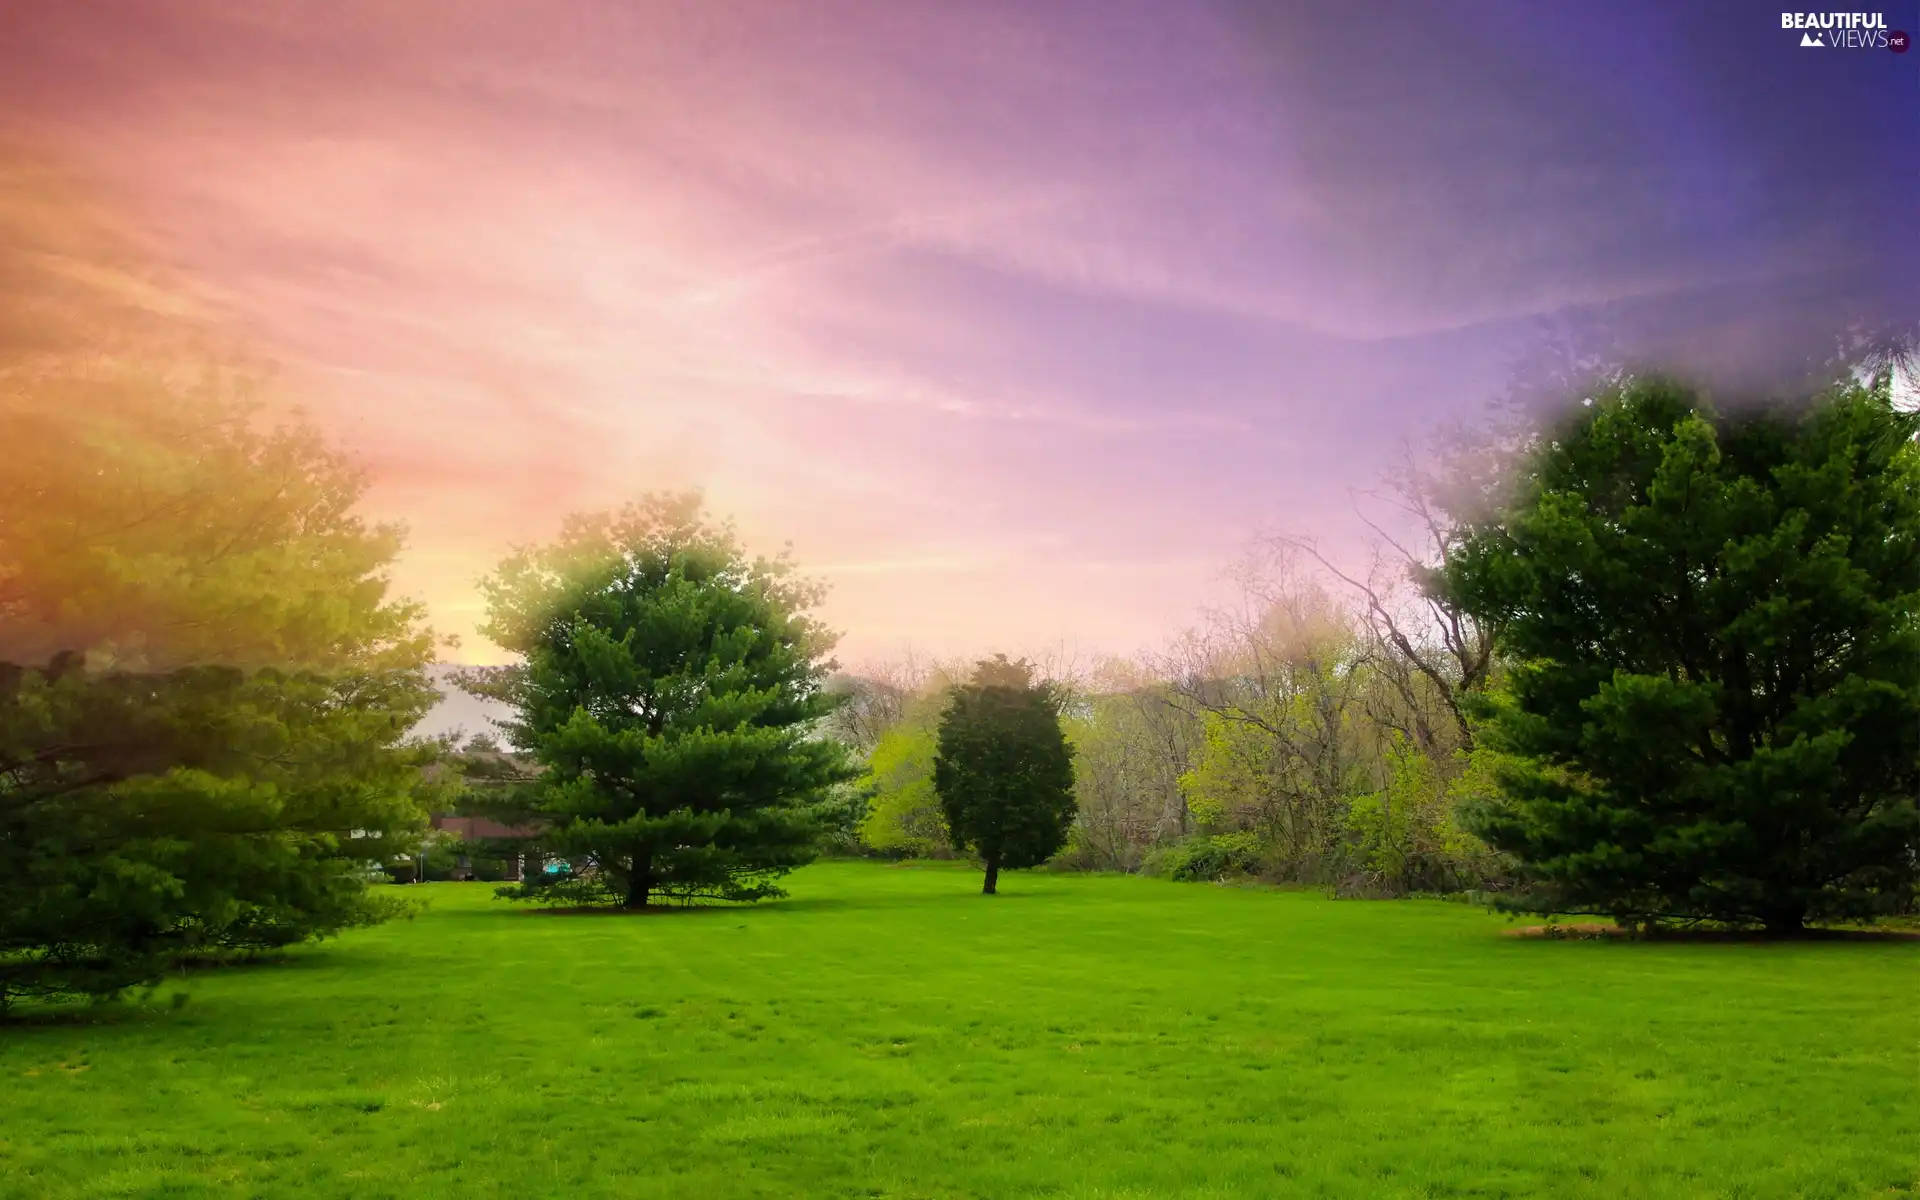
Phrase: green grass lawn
[{"left": 2, "top": 861, "right": 1915, "bottom": 1199}]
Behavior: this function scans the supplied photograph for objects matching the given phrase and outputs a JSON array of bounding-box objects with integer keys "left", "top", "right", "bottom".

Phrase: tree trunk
[
  {"left": 1762, "top": 907, "right": 1806, "bottom": 937},
  {"left": 625, "top": 859, "right": 652, "bottom": 910},
  {"left": 982, "top": 858, "right": 999, "bottom": 895}
]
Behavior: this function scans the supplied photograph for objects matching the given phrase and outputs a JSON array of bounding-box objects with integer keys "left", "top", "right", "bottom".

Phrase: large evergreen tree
[
  {"left": 469, "top": 493, "right": 856, "bottom": 908},
  {"left": 1443, "top": 375, "right": 1920, "bottom": 932},
  {"left": 934, "top": 656, "right": 1077, "bottom": 894},
  {"left": 0, "top": 363, "right": 442, "bottom": 1012}
]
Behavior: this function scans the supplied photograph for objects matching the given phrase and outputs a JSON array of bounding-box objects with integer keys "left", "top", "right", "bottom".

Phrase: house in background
[
  {"left": 428, "top": 814, "right": 541, "bottom": 881},
  {"left": 417, "top": 735, "right": 545, "bottom": 882}
]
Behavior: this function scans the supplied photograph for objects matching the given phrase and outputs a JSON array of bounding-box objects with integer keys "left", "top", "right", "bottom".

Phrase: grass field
[{"left": 2, "top": 861, "right": 1915, "bottom": 1199}]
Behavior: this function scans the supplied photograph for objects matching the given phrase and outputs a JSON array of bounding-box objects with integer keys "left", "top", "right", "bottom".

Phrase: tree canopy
[
  {"left": 0, "top": 362, "right": 441, "bottom": 1010},
  {"left": 858, "top": 721, "right": 950, "bottom": 857},
  {"left": 1443, "top": 375, "right": 1920, "bottom": 932},
  {"left": 934, "top": 655, "right": 1077, "bottom": 894},
  {"left": 468, "top": 492, "right": 857, "bottom": 908}
]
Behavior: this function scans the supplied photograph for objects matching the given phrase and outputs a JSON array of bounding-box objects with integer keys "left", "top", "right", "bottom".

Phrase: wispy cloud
[{"left": 4, "top": 0, "right": 1910, "bottom": 662}]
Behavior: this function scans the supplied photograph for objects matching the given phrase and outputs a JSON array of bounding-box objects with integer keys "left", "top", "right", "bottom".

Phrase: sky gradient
[{"left": 4, "top": 0, "right": 1916, "bottom": 668}]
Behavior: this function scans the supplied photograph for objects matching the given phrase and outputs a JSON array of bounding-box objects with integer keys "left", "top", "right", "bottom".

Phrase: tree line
[
  {"left": 3, "top": 154, "right": 1916, "bottom": 1011},
  {"left": 8, "top": 353, "right": 1918, "bottom": 1014},
  {"left": 834, "top": 368, "right": 1920, "bottom": 935}
]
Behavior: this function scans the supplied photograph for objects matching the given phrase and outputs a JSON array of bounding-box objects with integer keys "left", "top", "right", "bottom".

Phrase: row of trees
[
  {"left": 841, "top": 369, "right": 1920, "bottom": 932},
  {"left": 4, "top": 146, "right": 1915, "bottom": 1014},
  {"left": 6, "top": 335, "right": 1915, "bottom": 1019},
  {"left": 830, "top": 559, "right": 1505, "bottom": 897},
  {"left": 435, "top": 507, "right": 1081, "bottom": 905},
  {"left": 0, "top": 188, "right": 1081, "bottom": 1004}
]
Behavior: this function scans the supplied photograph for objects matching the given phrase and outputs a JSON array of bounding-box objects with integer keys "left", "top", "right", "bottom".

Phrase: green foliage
[
  {"left": 1170, "top": 617, "right": 1375, "bottom": 882},
  {"left": 856, "top": 722, "right": 950, "bottom": 856},
  {"left": 1171, "top": 683, "right": 1502, "bottom": 894},
  {"left": 1176, "top": 711, "right": 1265, "bottom": 829},
  {"left": 1344, "top": 738, "right": 1443, "bottom": 889},
  {"left": 933, "top": 655, "right": 1077, "bottom": 893},
  {"left": 470, "top": 492, "right": 859, "bottom": 908},
  {"left": 1337, "top": 734, "right": 1506, "bottom": 895},
  {"left": 1146, "top": 831, "right": 1263, "bottom": 882},
  {"left": 405, "top": 832, "right": 465, "bottom": 883},
  {"left": 0, "top": 365, "right": 440, "bottom": 1012},
  {"left": 1056, "top": 685, "right": 1195, "bottom": 872},
  {"left": 1444, "top": 376, "right": 1920, "bottom": 930},
  {"left": 805, "top": 779, "right": 872, "bottom": 857}
]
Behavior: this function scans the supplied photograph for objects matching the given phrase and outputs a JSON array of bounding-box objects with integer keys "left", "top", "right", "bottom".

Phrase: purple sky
[{"left": 4, "top": 0, "right": 1915, "bottom": 668}]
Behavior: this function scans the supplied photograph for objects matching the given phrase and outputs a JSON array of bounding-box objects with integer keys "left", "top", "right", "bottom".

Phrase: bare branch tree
[{"left": 1270, "top": 437, "right": 1503, "bottom": 751}]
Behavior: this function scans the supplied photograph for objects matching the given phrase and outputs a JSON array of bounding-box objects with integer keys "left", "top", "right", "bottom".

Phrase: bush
[
  {"left": 415, "top": 834, "right": 464, "bottom": 881},
  {"left": 1147, "top": 833, "right": 1264, "bottom": 882},
  {"left": 856, "top": 724, "right": 953, "bottom": 858}
]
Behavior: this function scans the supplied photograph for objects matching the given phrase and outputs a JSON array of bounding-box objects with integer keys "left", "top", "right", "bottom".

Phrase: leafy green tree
[
  {"left": 468, "top": 493, "right": 857, "bottom": 908},
  {"left": 0, "top": 362, "right": 442, "bottom": 1012},
  {"left": 933, "top": 655, "right": 1077, "bottom": 894},
  {"left": 1443, "top": 376, "right": 1920, "bottom": 932},
  {"left": 858, "top": 722, "right": 950, "bottom": 856}
]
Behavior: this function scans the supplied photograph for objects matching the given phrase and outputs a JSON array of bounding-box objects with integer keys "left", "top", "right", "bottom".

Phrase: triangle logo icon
[{"left": 1800, "top": 31, "right": 1824, "bottom": 46}]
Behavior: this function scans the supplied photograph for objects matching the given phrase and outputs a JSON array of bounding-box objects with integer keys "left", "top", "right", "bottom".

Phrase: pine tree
[
  {"left": 933, "top": 656, "right": 1077, "bottom": 894},
  {"left": 470, "top": 493, "right": 857, "bottom": 908},
  {"left": 1442, "top": 375, "right": 1920, "bottom": 932},
  {"left": 0, "top": 363, "right": 442, "bottom": 1012}
]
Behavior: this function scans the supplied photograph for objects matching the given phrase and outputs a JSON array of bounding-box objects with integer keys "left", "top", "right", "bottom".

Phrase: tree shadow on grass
[
  {"left": 1, "top": 993, "right": 192, "bottom": 1029},
  {"left": 496, "top": 889, "right": 1056, "bottom": 918},
  {"left": 519, "top": 904, "right": 742, "bottom": 917},
  {"left": 1503, "top": 922, "right": 1920, "bottom": 944},
  {"left": 2, "top": 1008, "right": 131, "bottom": 1028},
  {"left": 511, "top": 894, "right": 978, "bottom": 916},
  {"left": 167, "top": 950, "right": 305, "bottom": 970},
  {"left": 765, "top": 888, "right": 1051, "bottom": 914},
  {"left": 420, "top": 898, "right": 753, "bottom": 921},
  {"left": 421, "top": 870, "right": 1077, "bottom": 923}
]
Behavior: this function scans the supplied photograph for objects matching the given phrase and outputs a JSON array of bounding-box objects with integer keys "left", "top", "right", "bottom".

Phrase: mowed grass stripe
[{"left": 1, "top": 861, "right": 1913, "bottom": 1199}]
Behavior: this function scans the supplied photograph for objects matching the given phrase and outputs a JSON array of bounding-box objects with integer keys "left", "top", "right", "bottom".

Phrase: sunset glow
[{"left": 4, "top": 0, "right": 1913, "bottom": 666}]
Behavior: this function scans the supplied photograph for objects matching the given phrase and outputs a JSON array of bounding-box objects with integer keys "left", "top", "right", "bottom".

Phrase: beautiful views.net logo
[{"left": 1781, "top": 11, "right": 1908, "bottom": 50}]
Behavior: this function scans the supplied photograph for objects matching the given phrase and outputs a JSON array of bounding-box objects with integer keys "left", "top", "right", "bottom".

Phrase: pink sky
[{"left": 5, "top": 0, "right": 1913, "bottom": 668}]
